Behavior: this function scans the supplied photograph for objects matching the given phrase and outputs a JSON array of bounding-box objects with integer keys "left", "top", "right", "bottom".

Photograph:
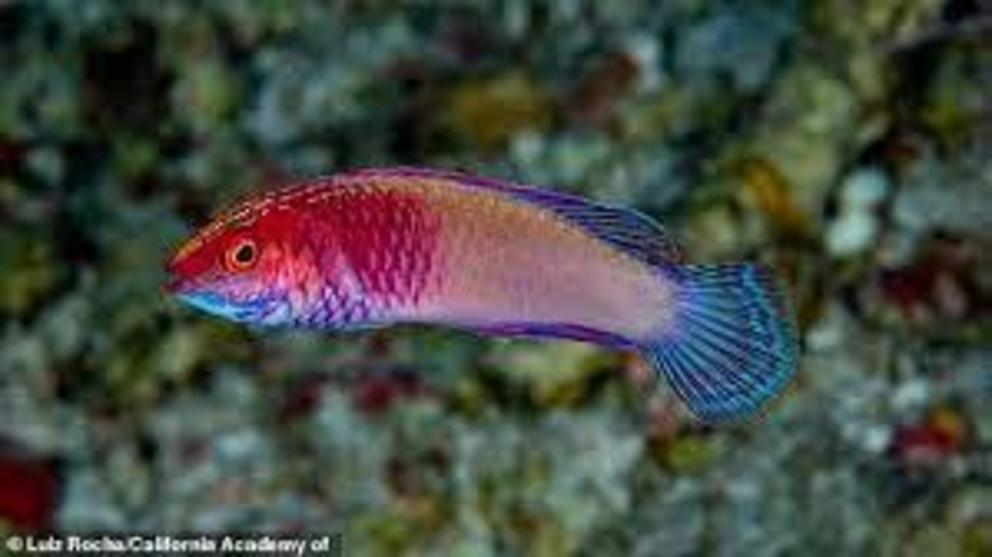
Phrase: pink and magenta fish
[{"left": 165, "top": 167, "right": 798, "bottom": 422}]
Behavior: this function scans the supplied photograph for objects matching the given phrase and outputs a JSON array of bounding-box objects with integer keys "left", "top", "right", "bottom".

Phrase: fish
[{"left": 165, "top": 167, "right": 798, "bottom": 422}]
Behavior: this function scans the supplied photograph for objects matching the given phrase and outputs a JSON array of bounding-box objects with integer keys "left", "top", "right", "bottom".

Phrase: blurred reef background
[{"left": 1, "top": 1, "right": 991, "bottom": 555}]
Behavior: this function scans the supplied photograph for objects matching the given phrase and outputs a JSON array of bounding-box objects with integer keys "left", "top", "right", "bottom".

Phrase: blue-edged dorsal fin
[{"left": 359, "top": 166, "right": 684, "bottom": 265}]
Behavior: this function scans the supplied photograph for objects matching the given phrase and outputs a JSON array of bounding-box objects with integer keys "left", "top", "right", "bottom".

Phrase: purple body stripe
[{"left": 471, "top": 322, "right": 636, "bottom": 348}]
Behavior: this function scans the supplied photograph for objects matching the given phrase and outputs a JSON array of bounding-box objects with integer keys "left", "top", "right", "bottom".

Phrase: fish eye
[{"left": 225, "top": 238, "right": 258, "bottom": 271}]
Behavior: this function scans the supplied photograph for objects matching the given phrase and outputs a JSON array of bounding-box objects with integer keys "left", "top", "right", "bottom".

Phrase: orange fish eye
[{"left": 225, "top": 238, "right": 258, "bottom": 271}]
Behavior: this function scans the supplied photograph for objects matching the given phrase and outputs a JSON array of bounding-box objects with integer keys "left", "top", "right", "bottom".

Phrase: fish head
[{"left": 165, "top": 201, "right": 311, "bottom": 327}]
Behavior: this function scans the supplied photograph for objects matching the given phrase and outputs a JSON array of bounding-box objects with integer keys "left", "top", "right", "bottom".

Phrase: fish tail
[{"left": 639, "top": 264, "right": 798, "bottom": 423}]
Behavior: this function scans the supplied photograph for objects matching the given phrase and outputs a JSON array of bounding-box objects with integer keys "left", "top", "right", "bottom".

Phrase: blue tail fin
[{"left": 642, "top": 264, "right": 798, "bottom": 423}]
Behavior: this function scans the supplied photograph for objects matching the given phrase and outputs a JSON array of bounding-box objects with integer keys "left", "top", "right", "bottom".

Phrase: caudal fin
[{"left": 641, "top": 264, "right": 798, "bottom": 423}]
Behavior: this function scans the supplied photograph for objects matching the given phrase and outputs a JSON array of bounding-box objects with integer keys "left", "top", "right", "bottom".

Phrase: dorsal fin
[
  {"left": 505, "top": 188, "right": 684, "bottom": 265},
  {"left": 352, "top": 166, "right": 684, "bottom": 265}
]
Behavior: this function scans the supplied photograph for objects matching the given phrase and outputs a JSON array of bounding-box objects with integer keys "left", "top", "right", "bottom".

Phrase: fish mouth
[
  {"left": 166, "top": 277, "right": 280, "bottom": 324},
  {"left": 164, "top": 264, "right": 217, "bottom": 296},
  {"left": 164, "top": 273, "right": 232, "bottom": 316},
  {"left": 173, "top": 290, "right": 266, "bottom": 323},
  {"left": 164, "top": 274, "right": 190, "bottom": 295},
  {"left": 164, "top": 273, "right": 211, "bottom": 298}
]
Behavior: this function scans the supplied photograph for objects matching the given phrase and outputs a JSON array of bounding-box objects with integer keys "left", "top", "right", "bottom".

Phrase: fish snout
[
  {"left": 163, "top": 244, "right": 208, "bottom": 295},
  {"left": 164, "top": 274, "right": 189, "bottom": 295},
  {"left": 163, "top": 257, "right": 200, "bottom": 295}
]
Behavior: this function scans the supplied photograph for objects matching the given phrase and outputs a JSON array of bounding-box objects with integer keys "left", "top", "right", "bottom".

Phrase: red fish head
[{"left": 165, "top": 201, "right": 315, "bottom": 326}]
